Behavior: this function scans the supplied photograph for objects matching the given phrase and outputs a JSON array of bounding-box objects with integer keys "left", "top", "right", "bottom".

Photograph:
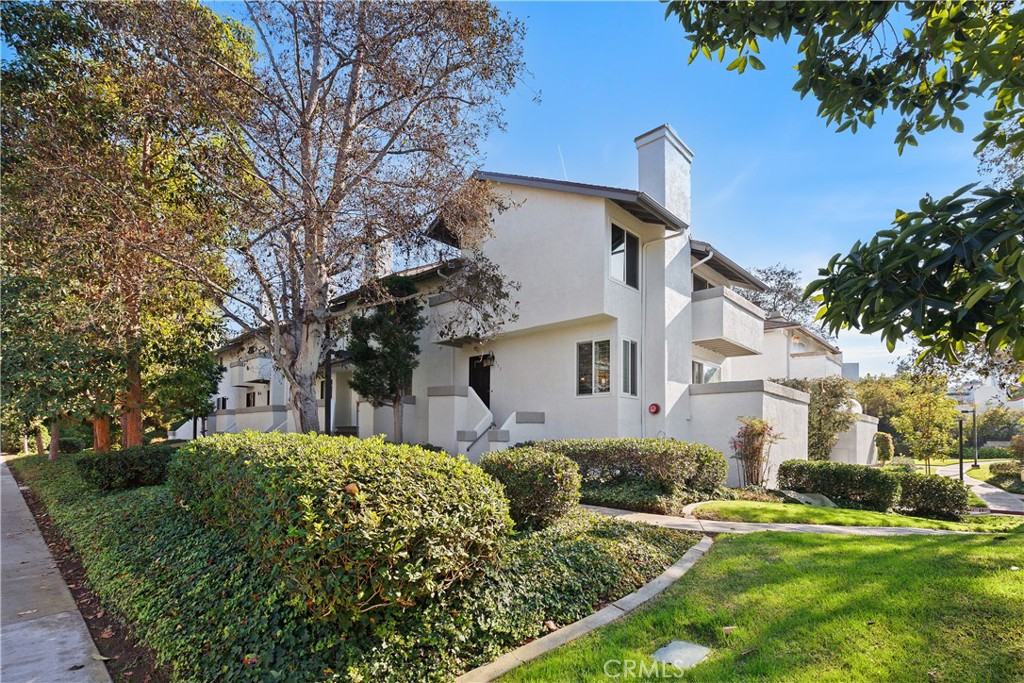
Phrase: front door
[{"left": 469, "top": 355, "right": 491, "bottom": 409}]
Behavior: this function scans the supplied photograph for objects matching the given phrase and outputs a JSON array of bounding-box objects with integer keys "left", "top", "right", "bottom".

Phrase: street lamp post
[{"left": 957, "top": 415, "right": 965, "bottom": 482}]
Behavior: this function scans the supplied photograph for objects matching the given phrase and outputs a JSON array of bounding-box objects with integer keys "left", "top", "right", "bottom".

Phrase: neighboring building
[
  {"left": 174, "top": 125, "right": 820, "bottom": 486},
  {"left": 950, "top": 378, "right": 1024, "bottom": 414}
]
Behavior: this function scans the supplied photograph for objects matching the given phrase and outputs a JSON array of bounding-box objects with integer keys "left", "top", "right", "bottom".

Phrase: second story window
[
  {"left": 610, "top": 224, "right": 639, "bottom": 289},
  {"left": 245, "top": 391, "right": 258, "bottom": 408}
]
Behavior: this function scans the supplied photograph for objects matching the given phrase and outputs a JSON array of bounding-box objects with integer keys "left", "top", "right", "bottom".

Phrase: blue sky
[{"left": 482, "top": 1, "right": 987, "bottom": 376}]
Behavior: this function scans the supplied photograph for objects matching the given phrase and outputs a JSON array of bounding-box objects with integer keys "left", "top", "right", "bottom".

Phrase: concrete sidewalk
[
  {"left": 584, "top": 505, "right": 977, "bottom": 536},
  {"left": 1, "top": 460, "right": 110, "bottom": 683},
  {"left": 935, "top": 461, "right": 1023, "bottom": 513}
]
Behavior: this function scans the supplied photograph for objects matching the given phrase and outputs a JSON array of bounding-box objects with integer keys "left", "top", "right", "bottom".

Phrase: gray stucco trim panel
[
  {"left": 428, "top": 292, "right": 455, "bottom": 307},
  {"left": 487, "top": 430, "right": 510, "bottom": 443},
  {"left": 690, "top": 379, "right": 810, "bottom": 404},
  {"left": 427, "top": 385, "right": 469, "bottom": 397},
  {"left": 235, "top": 406, "right": 289, "bottom": 415},
  {"left": 515, "top": 412, "right": 545, "bottom": 424}
]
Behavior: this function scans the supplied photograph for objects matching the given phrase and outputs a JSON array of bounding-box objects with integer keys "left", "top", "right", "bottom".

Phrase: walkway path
[
  {"left": 584, "top": 505, "right": 978, "bottom": 536},
  {"left": 1, "top": 459, "right": 111, "bottom": 683},
  {"left": 935, "top": 461, "right": 1023, "bottom": 513}
]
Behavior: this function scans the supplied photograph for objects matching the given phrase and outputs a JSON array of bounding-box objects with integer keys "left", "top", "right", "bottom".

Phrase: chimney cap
[{"left": 634, "top": 124, "right": 694, "bottom": 161}]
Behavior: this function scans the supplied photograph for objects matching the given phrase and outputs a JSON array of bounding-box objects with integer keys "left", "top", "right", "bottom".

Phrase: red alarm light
[{"left": 648, "top": 403, "right": 660, "bottom": 415}]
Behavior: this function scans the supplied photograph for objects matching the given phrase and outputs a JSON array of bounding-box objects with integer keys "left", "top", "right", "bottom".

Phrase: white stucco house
[{"left": 172, "top": 124, "right": 874, "bottom": 486}]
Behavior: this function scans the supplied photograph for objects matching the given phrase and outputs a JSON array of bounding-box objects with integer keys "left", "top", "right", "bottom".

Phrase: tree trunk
[
  {"left": 393, "top": 398, "right": 403, "bottom": 444},
  {"left": 48, "top": 420, "right": 60, "bottom": 461},
  {"left": 122, "top": 350, "right": 144, "bottom": 447},
  {"left": 92, "top": 415, "right": 112, "bottom": 453},
  {"left": 34, "top": 428, "right": 44, "bottom": 457},
  {"left": 293, "top": 377, "right": 321, "bottom": 433}
]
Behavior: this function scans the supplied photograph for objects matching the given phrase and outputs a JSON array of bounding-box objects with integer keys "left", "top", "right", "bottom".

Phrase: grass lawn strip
[
  {"left": 969, "top": 464, "right": 1024, "bottom": 495},
  {"left": 500, "top": 531, "right": 1024, "bottom": 683},
  {"left": 692, "top": 500, "right": 1024, "bottom": 532}
]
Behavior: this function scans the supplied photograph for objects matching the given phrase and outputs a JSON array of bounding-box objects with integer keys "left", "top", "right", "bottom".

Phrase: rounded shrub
[
  {"left": 777, "top": 459, "right": 901, "bottom": 512},
  {"left": 57, "top": 437, "right": 85, "bottom": 454},
  {"left": 480, "top": 447, "right": 581, "bottom": 530},
  {"left": 75, "top": 443, "right": 179, "bottom": 490},
  {"left": 990, "top": 461, "right": 1023, "bottom": 476},
  {"left": 891, "top": 471, "right": 969, "bottom": 520},
  {"left": 1011, "top": 434, "right": 1024, "bottom": 465},
  {"left": 168, "top": 432, "right": 512, "bottom": 626},
  {"left": 885, "top": 456, "right": 917, "bottom": 474}
]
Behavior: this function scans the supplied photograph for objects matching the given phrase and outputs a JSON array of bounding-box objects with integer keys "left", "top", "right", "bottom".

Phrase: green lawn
[
  {"left": 500, "top": 531, "right": 1024, "bottom": 683},
  {"left": 691, "top": 501, "right": 1024, "bottom": 532},
  {"left": 969, "top": 464, "right": 1024, "bottom": 495}
]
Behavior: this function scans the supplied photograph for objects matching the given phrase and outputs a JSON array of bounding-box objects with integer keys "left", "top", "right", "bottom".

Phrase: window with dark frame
[
  {"left": 577, "top": 340, "right": 611, "bottom": 395},
  {"left": 245, "top": 391, "right": 257, "bottom": 408},
  {"left": 610, "top": 225, "right": 639, "bottom": 289},
  {"left": 622, "top": 339, "right": 638, "bottom": 397}
]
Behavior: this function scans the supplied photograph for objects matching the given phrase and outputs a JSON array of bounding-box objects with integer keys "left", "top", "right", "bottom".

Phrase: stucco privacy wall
[
  {"left": 829, "top": 414, "right": 879, "bottom": 465},
  {"left": 689, "top": 380, "right": 810, "bottom": 488}
]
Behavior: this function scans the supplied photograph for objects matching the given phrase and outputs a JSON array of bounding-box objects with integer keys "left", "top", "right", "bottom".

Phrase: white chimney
[{"left": 634, "top": 124, "right": 693, "bottom": 227}]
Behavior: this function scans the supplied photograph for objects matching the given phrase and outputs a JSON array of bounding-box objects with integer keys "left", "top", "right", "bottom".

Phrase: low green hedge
[
  {"left": 480, "top": 447, "right": 581, "bottom": 530},
  {"left": 778, "top": 460, "right": 901, "bottom": 512},
  {"left": 9, "top": 453, "right": 697, "bottom": 681},
  {"left": 978, "top": 446, "right": 1010, "bottom": 460},
  {"left": 990, "top": 461, "right": 1023, "bottom": 476},
  {"left": 168, "top": 432, "right": 511, "bottom": 626},
  {"left": 892, "top": 471, "right": 970, "bottom": 520},
  {"left": 75, "top": 443, "right": 179, "bottom": 490},
  {"left": 534, "top": 438, "right": 727, "bottom": 510}
]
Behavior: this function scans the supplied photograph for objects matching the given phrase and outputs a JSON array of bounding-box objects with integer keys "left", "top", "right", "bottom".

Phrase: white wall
[
  {"left": 689, "top": 380, "right": 809, "bottom": 488},
  {"left": 830, "top": 414, "right": 879, "bottom": 465}
]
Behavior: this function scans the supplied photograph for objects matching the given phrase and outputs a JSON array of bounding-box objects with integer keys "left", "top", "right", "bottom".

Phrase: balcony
[
  {"left": 232, "top": 356, "right": 273, "bottom": 386},
  {"left": 691, "top": 287, "right": 764, "bottom": 357}
]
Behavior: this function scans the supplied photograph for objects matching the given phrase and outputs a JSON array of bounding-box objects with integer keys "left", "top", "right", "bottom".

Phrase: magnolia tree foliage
[
  {"left": 667, "top": 1, "right": 1024, "bottom": 370},
  {"left": 144, "top": 1, "right": 527, "bottom": 433},
  {"left": 347, "top": 276, "right": 427, "bottom": 444}
]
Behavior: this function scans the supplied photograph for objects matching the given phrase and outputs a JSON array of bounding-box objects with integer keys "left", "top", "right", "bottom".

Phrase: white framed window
[
  {"left": 692, "top": 360, "right": 721, "bottom": 385},
  {"left": 577, "top": 340, "right": 611, "bottom": 396},
  {"left": 245, "top": 390, "right": 258, "bottom": 407},
  {"left": 622, "top": 339, "right": 638, "bottom": 397},
  {"left": 610, "top": 224, "right": 639, "bottom": 289}
]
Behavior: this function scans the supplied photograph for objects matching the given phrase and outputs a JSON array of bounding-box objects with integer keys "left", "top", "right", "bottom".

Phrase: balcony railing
[{"left": 691, "top": 287, "right": 765, "bottom": 357}]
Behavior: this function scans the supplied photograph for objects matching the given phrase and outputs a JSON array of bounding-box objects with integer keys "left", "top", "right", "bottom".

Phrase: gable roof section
[
  {"left": 690, "top": 239, "right": 767, "bottom": 292},
  {"left": 429, "top": 171, "right": 691, "bottom": 246}
]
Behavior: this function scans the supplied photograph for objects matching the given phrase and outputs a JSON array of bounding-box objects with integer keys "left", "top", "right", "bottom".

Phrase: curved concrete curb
[
  {"left": 680, "top": 501, "right": 703, "bottom": 518},
  {"left": 456, "top": 535, "right": 715, "bottom": 683}
]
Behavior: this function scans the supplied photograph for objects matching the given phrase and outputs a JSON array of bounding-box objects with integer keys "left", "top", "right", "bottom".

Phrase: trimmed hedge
[
  {"left": 168, "top": 432, "right": 512, "bottom": 626},
  {"left": 9, "top": 453, "right": 697, "bottom": 682},
  {"left": 892, "top": 471, "right": 970, "bottom": 520},
  {"left": 537, "top": 437, "right": 727, "bottom": 494},
  {"left": 978, "top": 446, "right": 1010, "bottom": 460},
  {"left": 75, "top": 443, "right": 179, "bottom": 490},
  {"left": 991, "top": 461, "right": 1023, "bottom": 476},
  {"left": 778, "top": 459, "right": 901, "bottom": 512},
  {"left": 480, "top": 447, "right": 581, "bottom": 530}
]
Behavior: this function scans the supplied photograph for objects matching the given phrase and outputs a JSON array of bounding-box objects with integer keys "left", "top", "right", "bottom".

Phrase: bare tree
[{"left": 146, "top": 1, "right": 525, "bottom": 432}]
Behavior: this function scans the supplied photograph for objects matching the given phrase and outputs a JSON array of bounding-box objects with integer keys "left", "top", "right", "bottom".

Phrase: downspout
[{"left": 640, "top": 229, "right": 689, "bottom": 437}]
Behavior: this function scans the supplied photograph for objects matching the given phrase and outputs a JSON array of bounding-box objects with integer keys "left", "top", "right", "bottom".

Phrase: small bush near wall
[
  {"left": 891, "top": 471, "right": 969, "bottom": 520},
  {"left": 875, "top": 432, "right": 894, "bottom": 463},
  {"left": 480, "top": 447, "right": 581, "bottom": 530},
  {"left": 169, "top": 432, "right": 512, "bottom": 627},
  {"left": 75, "top": 443, "right": 179, "bottom": 490},
  {"left": 777, "top": 460, "right": 901, "bottom": 512},
  {"left": 537, "top": 438, "right": 727, "bottom": 504},
  {"left": 1011, "top": 435, "right": 1024, "bottom": 465}
]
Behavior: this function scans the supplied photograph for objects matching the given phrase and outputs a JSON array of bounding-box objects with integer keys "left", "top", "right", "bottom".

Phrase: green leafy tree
[
  {"left": 1, "top": 1, "right": 249, "bottom": 448},
  {"left": 347, "top": 277, "right": 427, "bottom": 444},
  {"left": 855, "top": 373, "right": 912, "bottom": 454},
  {"left": 890, "top": 374, "right": 961, "bottom": 473},
  {"left": 775, "top": 376, "right": 857, "bottom": 460},
  {"left": 667, "top": 1, "right": 1024, "bottom": 368},
  {"left": 976, "top": 406, "right": 1024, "bottom": 443},
  {"left": 746, "top": 263, "right": 819, "bottom": 327}
]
